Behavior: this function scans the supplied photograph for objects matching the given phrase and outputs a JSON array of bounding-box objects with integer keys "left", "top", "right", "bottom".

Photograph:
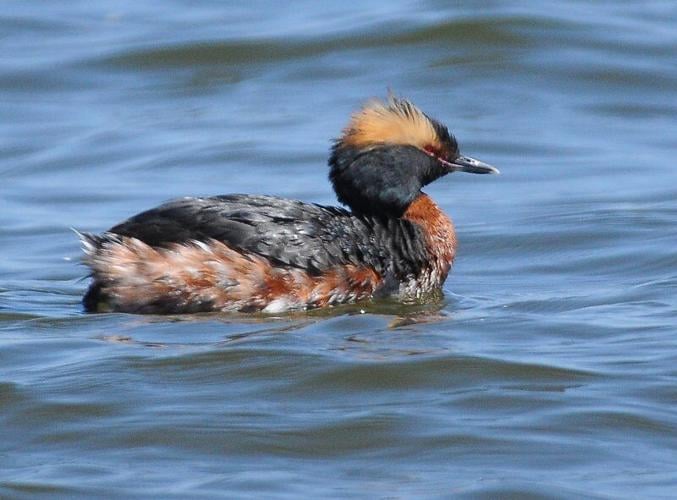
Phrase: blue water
[{"left": 1, "top": 1, "right": 676, "bottom": 497}]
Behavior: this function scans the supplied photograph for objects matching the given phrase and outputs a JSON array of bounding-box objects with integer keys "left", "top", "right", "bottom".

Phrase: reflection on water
[{"left": 1, "top": 1, "right": 677, "bottom": 497}]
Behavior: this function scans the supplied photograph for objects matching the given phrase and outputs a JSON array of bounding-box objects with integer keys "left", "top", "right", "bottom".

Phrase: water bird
[{"left": 80, "top": 95, "right": 498, "bottom": 314}]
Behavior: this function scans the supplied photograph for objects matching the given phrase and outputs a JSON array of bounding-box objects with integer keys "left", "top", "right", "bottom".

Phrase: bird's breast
[{"left": 400, "top": 193, "right": 456, "bottom": 294}]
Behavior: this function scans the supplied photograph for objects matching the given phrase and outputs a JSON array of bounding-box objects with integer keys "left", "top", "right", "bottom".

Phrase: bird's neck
[{"left": 402, "top": 193, "right": 456, "bottom": 279}]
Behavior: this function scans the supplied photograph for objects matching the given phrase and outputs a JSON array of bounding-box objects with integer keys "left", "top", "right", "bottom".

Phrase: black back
[{"left": 105, "top": 194, "right": 430, "bottom": 282}]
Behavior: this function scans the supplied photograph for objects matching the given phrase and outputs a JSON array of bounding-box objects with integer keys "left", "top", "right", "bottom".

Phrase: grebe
[{"left": 80, "top": 96, "right": 498, "bottom": 314}]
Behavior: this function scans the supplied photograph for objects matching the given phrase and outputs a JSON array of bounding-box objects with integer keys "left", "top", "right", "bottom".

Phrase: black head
[{"left": 328, "top": 95, "right": 498, "bottom": 217}]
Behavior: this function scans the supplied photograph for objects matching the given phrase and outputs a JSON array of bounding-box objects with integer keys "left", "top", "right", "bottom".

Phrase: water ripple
[{"left": 2, "top": 0, "right": 677, "bottom": 497}]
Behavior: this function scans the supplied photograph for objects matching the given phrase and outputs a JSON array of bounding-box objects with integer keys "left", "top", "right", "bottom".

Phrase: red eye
[
  {"left": 424, "top": 144, "right": 449, "bottom": 161},
  {"left": 424, "top": 145, "right": 438, "bottom": 155}
]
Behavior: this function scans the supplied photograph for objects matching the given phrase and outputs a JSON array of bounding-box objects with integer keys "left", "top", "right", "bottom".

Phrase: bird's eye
[{"left": 423, "top": 145, "right": 441, "bottom": 158}]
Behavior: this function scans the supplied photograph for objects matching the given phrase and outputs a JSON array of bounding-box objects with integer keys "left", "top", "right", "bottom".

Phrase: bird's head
[{"left": 329, "top": 95, "right": 498, "bottom": 217}]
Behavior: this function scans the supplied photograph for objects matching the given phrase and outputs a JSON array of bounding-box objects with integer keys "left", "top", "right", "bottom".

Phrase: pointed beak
[{"left": 448, "top": 155, "right": 500, "bottom": 175}]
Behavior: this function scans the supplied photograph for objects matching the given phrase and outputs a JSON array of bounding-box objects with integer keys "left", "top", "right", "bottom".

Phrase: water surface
[{"left": 1, "top": 1, "right": 676, "bottom": 498}]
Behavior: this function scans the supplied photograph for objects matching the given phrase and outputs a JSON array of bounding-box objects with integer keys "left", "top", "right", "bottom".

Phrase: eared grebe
[{"left": 80, "top": 96, "right": 498, "bottom": 314}]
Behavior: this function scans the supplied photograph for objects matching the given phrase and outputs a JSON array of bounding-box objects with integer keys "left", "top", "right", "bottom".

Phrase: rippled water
[{"left": 2, "top": 1, "right": 676, "bottom": 497}]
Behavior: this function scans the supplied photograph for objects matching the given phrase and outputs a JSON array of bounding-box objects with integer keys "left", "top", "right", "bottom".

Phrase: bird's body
[{"left": 80, "top": 96, "right": 497, "bottom": 314}]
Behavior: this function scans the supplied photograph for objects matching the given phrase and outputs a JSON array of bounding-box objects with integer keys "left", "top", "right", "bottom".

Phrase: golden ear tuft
[{"left": 340, "top": 95, "right": 440, "bottom": 149}]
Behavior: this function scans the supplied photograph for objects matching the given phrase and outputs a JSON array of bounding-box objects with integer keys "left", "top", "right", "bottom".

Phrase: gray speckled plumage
[
  {"left": 82, "top": 194, "right": 435, "bottom": 311},
  {"left": 105, "top": 194, "right": 430, "bottom": 280}
]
